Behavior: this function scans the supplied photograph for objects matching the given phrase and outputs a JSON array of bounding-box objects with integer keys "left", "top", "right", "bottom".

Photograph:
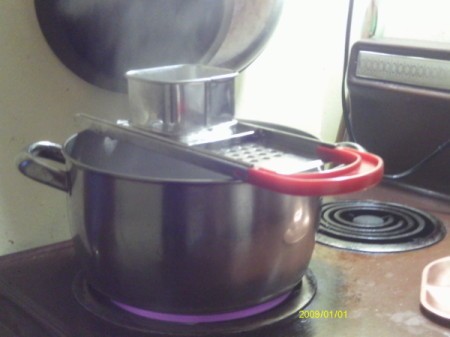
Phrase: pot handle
[
  {"left": 247, "top": 146, "right": 384, "bottom": 196},
  {"left": 16, "top": 141, "right": 69, "bottom": 192}
]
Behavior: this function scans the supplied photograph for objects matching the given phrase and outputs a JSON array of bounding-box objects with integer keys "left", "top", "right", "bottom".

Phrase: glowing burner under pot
[{"left": 72, "top": 270, "right": 317, "bottom": 334}]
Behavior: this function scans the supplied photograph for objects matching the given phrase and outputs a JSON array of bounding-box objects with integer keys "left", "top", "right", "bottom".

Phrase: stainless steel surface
[
  {"left": 356, "top": 50, "right": 450, "bottom": 91},
  {"left": 16, "top": 129, "right": 320, "bottom": 313},
  {"left": 79, "top": 113, "right": 333, "bottom": 169},
  {"left": 124, "top": 63, "right": 333, "bottom": 175},
  {"left": 127, "top": 65, "right": 238, "bottom": 133},
  {"left": 0, "top": 184, "right": 449, "bottom": 336},
  {"left": 16, "top": 141, "right": 68, "bottom": 192},
  {"left": 34, "top": 0, "right": 284, "bottom": 92},
  {"left": 214, "top": 142, "right": 325, "bottom": 175},
  {"left": 77, "top": 114, "right": 384, "bottom": 196},
  {"left": 77, "top": 113, "right": 254, "bottom": 179}
]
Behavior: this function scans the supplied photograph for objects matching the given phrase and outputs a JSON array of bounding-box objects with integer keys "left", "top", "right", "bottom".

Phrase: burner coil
[{"left": 317, "top": 201, "right": 446, "bottom": 253}]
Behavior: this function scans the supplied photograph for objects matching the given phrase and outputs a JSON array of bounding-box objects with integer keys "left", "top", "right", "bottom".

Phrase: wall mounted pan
[{"left": 35, "top": 0, "right": 284, "bottom": 92}]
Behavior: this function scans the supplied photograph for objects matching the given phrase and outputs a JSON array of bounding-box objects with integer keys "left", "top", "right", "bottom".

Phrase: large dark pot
[{"left": 17, "top": 129, "right": 320, "bottom": 315}]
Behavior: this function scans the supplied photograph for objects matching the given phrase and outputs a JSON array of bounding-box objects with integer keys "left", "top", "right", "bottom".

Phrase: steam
[{"left": 56, "top": 0, "right": 227, "bottom": 85}]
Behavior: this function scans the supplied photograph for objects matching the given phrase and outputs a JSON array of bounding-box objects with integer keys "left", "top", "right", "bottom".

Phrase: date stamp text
[{"left": 298, "top": 310, "right": 348, "bottom": 319}]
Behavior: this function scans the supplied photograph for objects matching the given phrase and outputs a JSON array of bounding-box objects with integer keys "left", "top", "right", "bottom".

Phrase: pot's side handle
[{"left": 16, "top": 141, "right": 69, "bottom": 192}]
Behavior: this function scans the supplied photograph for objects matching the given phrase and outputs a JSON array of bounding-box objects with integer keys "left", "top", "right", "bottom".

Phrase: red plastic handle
[{"left": 247, "top": 146, "right": 384, "bottom": 196}]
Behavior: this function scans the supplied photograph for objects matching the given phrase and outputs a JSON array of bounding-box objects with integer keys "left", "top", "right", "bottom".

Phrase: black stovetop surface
[{"left": 0, "top": 241, "right": 321, "bottom": 337}]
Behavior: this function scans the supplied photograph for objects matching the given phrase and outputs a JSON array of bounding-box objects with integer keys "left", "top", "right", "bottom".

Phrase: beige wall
[
  {"left": 237, "top": 0, "right": 348, "bottom": 141},
  {"left": 0, "top": 0, "right": 129, "bottom": 255}
]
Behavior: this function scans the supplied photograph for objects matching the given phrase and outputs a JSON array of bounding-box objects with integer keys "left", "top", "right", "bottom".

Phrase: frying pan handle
[
  {"left": 16, "top": 141, "right": 69, "bottom": 192},
  {"left": 247, "top": 147, "right": 384, "bottom": 196}
]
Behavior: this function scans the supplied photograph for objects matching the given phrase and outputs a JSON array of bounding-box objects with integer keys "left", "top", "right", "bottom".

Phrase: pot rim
[{"left": 63, "top": 132, "right": 240, "bottom": 185}]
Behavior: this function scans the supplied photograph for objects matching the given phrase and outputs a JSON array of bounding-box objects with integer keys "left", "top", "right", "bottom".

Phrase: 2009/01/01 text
[{"left": 298, "top": 310, "right": 348, "bottom": 319}]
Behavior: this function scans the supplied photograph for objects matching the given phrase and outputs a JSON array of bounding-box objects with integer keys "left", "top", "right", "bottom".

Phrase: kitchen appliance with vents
[{"left": 347, "top": 38, "right": 450, "bottom": 196}]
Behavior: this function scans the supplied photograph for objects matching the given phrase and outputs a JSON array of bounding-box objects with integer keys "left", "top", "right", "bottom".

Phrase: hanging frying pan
[{"left": 34, "top": 0, "right": 284, "bottom": 92}]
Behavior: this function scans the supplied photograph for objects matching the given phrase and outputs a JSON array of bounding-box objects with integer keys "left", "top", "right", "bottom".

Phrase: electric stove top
[{"left": 0, "top": 183, "right": 449, "bottom": 337}]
